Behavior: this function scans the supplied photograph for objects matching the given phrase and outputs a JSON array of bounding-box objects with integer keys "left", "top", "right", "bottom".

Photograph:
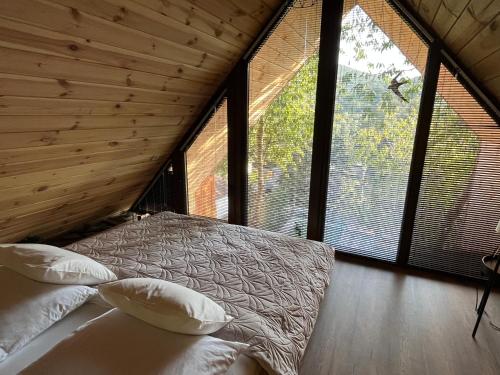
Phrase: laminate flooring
[{"left": 300, "top": 260, "right": 500, "bottom": 375}]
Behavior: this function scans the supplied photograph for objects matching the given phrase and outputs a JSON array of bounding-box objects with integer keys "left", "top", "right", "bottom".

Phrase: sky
[{"left": 337, "top": 6, "right": 421, "bottom": 79}]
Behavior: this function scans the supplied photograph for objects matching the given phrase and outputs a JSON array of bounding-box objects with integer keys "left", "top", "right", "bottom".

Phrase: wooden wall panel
[
  {"left": 405, "top": 0, "right": 500, "bottom": 105},
  {"left": 0, "top": 0, "right": 282, "bottom": 242}
]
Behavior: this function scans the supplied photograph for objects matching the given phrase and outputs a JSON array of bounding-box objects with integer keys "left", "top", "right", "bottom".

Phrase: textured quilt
[{"left": 66, "top": 212, "right": 335, "bottom": 375}]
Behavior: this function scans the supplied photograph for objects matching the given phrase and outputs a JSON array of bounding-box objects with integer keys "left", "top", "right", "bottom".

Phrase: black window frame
[{"left": 133, "top": 0, "right": 499, "bottom": 281}]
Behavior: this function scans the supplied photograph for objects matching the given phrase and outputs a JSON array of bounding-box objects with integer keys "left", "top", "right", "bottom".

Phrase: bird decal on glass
[{"left": 388, "top": 71, "right": 409, "bottom": 102}]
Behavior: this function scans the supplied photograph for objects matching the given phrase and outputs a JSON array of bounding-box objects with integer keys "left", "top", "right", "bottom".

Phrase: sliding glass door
[{"left": 323, "top": 0, "right": 428, "bottom": 261}]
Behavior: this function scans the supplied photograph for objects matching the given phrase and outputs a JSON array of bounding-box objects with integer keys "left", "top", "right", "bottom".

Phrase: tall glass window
[
  {"left": 186, "top": 100, "right": 228, "bottom": 220},
  {"left": 324, "top": 0, "right": 428, "bottom": 261},
  {"left": 409, "top": 65, "right": 500, "bottom": 278},
  {"left": 247, "top": 0, "right": 322, "bottom": 237}
]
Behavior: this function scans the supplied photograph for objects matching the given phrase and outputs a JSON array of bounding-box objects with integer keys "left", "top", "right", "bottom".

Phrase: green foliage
[
  {"left": 244, "top": 4, "right": 480, "bottom": 244},
  {"left": 248, "top": 55, "right": 319, "bottom": 175}
]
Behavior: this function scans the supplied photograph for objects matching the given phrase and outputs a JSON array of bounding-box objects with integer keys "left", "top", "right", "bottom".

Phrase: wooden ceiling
[
  {"left": 404, "top": 0, "right": 500, "bottom": 104},
  {"left": 0, "top": 0, "right": 283, "bottom": 242},
  {"left": 0, "top": 0, "right": 498, "bottom": 243}
]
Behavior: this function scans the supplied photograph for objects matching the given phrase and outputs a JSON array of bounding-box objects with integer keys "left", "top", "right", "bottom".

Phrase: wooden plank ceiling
[
  {"left": 405, "top": 0, "right": 500, "bottom": 103},
  {"left": 0, "top": 0, "right": 283, "bottom": 242}
]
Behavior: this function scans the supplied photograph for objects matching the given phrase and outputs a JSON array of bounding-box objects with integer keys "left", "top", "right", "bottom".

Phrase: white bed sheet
[
  {"left": 0, "top": 301, "right": 263, "bottom": 375},
  {"left": 0, "top": 302, "right": 109, "bottom": 374}
]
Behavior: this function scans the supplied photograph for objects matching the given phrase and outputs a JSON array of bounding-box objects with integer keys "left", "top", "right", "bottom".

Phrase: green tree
[
  {"left": 249, "top": 56, "right": 318, "bottom": 229},
  {"left": 246, "top": 4, "right": 480, "bottom": 247}
]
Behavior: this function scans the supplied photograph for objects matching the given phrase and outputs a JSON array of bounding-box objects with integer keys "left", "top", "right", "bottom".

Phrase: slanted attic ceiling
[
  {"left": 0, "top": 0, "right": 498, "bottom": 243},
  {"left": 405, "top": 0, "right": 500, "bottom": 104},
  {"left": 0, "top": 0, "right": 284, "bottom": 242}
]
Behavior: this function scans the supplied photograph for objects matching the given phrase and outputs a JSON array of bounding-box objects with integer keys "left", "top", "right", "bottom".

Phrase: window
[
  {"left": 247, "top": 0, "right": 322, "bottom": 237},
  {"left": 323, "top": 0, "right": 428, "bottom": 261},
  {"left": 134, "top": 0, "right": 499, "bottom": 280},
  {"left": 409, "top": 66, "right": 500, "bottom": 278},
  {"left": 135, "top": 167, "right": 171, "bottom": 214},
  {"left": 186, "top": 100, "right": 228, "bottom": 220}
]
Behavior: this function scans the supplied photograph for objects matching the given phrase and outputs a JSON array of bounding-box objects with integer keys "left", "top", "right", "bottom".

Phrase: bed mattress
[
  {"left": 0, "top": 302, "right": 109, "bottom": 374},
  {"left": 0, "top": 300, "right": 262, "bottom": 375},
  {"left": 67, "top": 212, "right": 335, "bottom": 375}
]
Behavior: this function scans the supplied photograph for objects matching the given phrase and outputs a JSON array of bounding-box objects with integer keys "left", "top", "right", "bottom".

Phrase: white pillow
[
  {"left": 0, "top": 244, "right": 116, "bottom": 285},
  {"left": 0, "top": 267, "right": 97, "bottom": 362},
  {"left": 20, "top": 309, "right": 248, "bottom": 375},
  {"left": 98, "top": 278, "right": 233, "bottom": 335}
]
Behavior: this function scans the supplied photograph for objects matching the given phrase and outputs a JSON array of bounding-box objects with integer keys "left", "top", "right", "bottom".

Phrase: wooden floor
[{"left": 300, "top": 260, "right": 500, "bottom": 375}]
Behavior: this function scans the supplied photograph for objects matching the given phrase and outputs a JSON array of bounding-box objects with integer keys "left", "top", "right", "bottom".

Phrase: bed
[
  {"left": 0, "top": 302, "right": 109, "bottom": 374},
  {"left": 64, "top": 211, "right": 335, "bottom": 375},
  {"left": 0, "top": 299, "right": 262, "bottom": 375}
]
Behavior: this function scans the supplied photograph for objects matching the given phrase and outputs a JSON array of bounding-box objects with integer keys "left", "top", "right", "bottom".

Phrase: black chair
[{"left": 472, "top": 254, "right": 500, "bottom": 338}]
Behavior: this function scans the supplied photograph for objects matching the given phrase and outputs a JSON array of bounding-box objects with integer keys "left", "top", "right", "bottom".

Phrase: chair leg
[
  {"left": 473, "top": 283, "right": 492, "bottom": 338},
  {"left": 473, "top": 255, "right": 500, "bottom": 338}
]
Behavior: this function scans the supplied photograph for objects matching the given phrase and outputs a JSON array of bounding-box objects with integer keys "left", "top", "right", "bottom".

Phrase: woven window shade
[
  {"left": 247, "top": 0, "right": 322, "bottom": 237},
  {"left": 323, "top": 0, "right": 428, "bottom": 261},
  {"left": 186, "top": 99, "right": 228, "bottom": 220},
  {"left": 409, "top": 65, "right": 500, "bottom": 278}
]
